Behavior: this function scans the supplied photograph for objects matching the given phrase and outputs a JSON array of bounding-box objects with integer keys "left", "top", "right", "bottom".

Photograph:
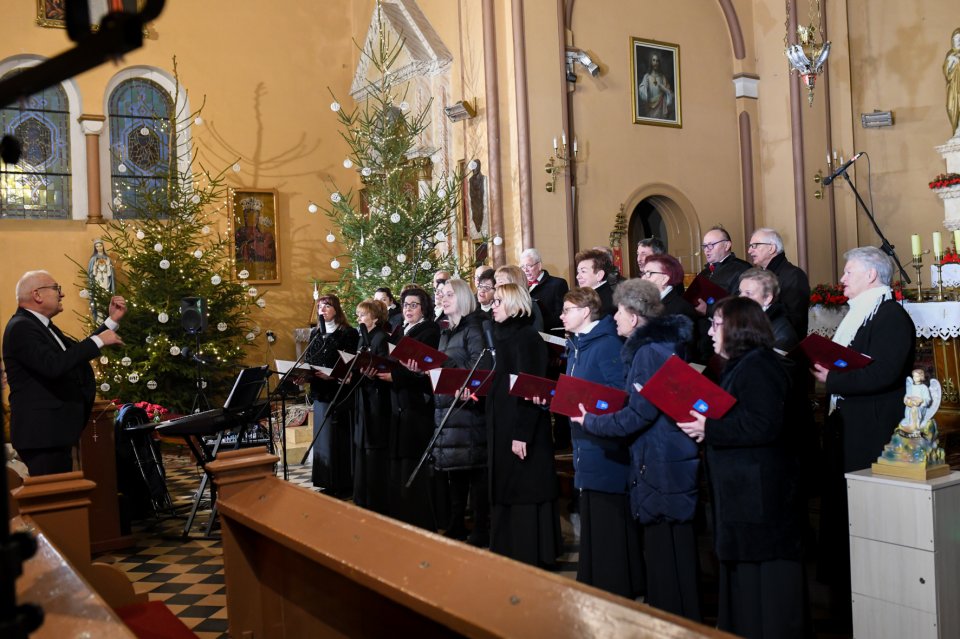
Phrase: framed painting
[
  {"left": 37, "top": 0, "right": 145, "bottom": 29},
  {"left": 631, "top": 37, "right": 681, "bottom": 128},
  {"left": 229, "top": 188, "right": 281, "bottom": 284}
]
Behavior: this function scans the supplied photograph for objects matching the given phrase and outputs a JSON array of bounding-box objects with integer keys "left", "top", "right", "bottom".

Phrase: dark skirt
[
  {"left": 353, "top": 443, "right": 389, "bottom": 515},
  {"left": 490, "top": 499, "right": 562, "bottom": 568},
  {"left": 644, "top": 520, "right": 701, "bottom": 621},
  {"left": 311, "top": 400, "right": 353, "bottom": 496},
  {"left": 388, "top": 449, "right": 438, "bottom": 531},
  {"left": 577, "top": 489, "right": 645, "bottom": 600},
  {"left": 717, "top": 558, "right": 807, "bottom": 639}
]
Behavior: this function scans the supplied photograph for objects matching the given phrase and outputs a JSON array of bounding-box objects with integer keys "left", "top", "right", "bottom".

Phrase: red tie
[
  {"left": 527, "top": 280, "right": 537, "bottom": 288},
  {"left": 708, "top": 263, "right": 716, "bottom": 273}
]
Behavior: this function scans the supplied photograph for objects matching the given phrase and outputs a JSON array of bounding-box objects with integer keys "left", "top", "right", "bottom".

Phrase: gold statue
[
  {"left": 873, "top": 369, "right": 949, "bottom": 480},
  {"left": 946, "top": 28, "right": 960, "bottom": 138}
]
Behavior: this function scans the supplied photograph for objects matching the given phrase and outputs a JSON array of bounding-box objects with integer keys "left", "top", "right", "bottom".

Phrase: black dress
[
  {"left": 352, "top": 325, "right": 392, "bottom": 514},
  {"left": 305, "top": 324, "right": 359, "bottom": 495},
  {"left": 387, "top": 319, "right": 441, "bottom": 530},
  {"left": 486, "top": 315, "right": 561, "bottom": 567}
]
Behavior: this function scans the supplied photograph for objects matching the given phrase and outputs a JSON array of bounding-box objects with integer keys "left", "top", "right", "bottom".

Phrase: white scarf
[{"left": 829, "top": 285, "right": 891, "bottom": 412}]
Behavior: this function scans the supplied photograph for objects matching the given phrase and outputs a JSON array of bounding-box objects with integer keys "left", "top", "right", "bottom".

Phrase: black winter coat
[
  {"left": 825, "top": 299, "right": 916, "bottom": 472},
  {"left": 487, "top": 315, "right": 557, "bottom": 505},
  {"left": 581, "top": 314, "right": 699, "bottom": 524},
  {"left": 704, "top": 346, "right": 803, "bottom": 562},
  {"left": 389, "top": 320, "right": 441, "bottom": 458},
  {"left": 304, "top": 324, "right": 360, "bottom": 403},
  {"left": 766, "top": 301, "right": 799, "bottom": 351},
  {"left": 767, "top": 252, "right": 810, "bottom": 338},
  {"left": 529, "top": 270, "right": 569, "bottom": 332},
  {"left": 432, "top": 310, "right": 493, "bottom": 470}
]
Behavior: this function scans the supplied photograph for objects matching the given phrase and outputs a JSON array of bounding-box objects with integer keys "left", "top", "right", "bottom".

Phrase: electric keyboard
[{"left": 155, "top": 408, "right": 228, "bottom": 437}]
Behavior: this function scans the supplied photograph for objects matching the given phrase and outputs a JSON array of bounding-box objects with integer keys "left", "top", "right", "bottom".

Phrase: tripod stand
[{"left": 189, "top": 332, "right": 211, "bottom": 414}]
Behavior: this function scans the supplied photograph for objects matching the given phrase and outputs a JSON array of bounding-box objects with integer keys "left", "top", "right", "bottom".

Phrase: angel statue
[{"left": 878, "top": 369, "right": 947, "bottom": 468}]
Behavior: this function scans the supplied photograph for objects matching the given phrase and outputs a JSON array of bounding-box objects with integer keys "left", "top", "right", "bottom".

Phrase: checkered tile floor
[{"left": 94, "top": 443, "right": 579, "bottom": 638}]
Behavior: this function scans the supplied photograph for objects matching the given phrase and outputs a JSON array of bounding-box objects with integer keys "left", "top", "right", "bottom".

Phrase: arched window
[
  {"left": 108, "top": 77, "right": 175, "bottom": 218},
  {"left": 0, "top": 71, "right": 72, "bottom": 219}
]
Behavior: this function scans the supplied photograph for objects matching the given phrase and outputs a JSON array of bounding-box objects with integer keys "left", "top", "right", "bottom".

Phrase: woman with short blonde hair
[{"left": 494, "top": 282, "right": 533, "bottom": 319}]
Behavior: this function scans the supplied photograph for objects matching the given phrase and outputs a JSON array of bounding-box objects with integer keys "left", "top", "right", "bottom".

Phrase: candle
[
  {"left": 573, "top": 137, "right": 578, "bottom": 154},
  {"left": 552, "top": 137, "right": 558, "bottom": 150},
  {"left": 826, "top": 153, "right": 832, "bottom": 166},
  {"left": 933, "top": 232, "right": 943, "bottom": 256},
  {"left": 561, "top": 132, "right": 566, "bottom": 146},
  {"left": 833, "top": 150, "right": 838, "bottom": 162},
  {"left": 911, "top": 234, "right": 922, "bottom": 258},
  {"left": 954, "top": 229, "right": 960, "bottom": 252}
]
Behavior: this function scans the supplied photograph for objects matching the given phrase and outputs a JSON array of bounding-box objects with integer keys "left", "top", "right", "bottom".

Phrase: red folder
[
  {"left": 682, "top": 274, "right": 730, "bottom": 307},
  {"left": 549, "top": 374, "right": 628, "bottom": 418},
  {"left": 788, "top": 333, "right": 872, "bottom": 371},
  {"left": 429, "top": 368, "right": 495, "bottom": 396},
  {"left": 639, "top": 355, "right": 737, "bottom": 422},
  {"left": 389, "top": 336, "right": 449, "bottom": 370},
  {"left": 340, "top": 350, "right": 397, "bottom": 374},
  {"left": 508, "top": 373, "right": 557, "bottom": 401}
]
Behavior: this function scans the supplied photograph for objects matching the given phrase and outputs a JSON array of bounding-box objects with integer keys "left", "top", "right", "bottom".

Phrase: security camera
[{"left": 566, "top": 48, "right": 601, "bottom": 79}]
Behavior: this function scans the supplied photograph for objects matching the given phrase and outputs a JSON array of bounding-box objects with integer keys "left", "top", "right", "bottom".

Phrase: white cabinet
[{"left": 846, "top": 470, "right": 960, "bottom": 639}]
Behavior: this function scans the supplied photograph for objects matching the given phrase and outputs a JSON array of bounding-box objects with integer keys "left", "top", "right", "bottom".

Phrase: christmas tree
[
  {"left": 75, "top": 62, "right": 265, "bottom": 413},
  {"left": 321, "top": 8, "right": 467, "bottom": 308}
]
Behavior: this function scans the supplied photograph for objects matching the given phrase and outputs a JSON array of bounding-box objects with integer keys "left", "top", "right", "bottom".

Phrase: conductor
[{"left": 3, "top": 270, "right": 125, "bottom": 476}]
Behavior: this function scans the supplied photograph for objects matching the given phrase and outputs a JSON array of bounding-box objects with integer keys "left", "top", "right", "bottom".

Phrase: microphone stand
[
  {"left": 299, "top": 341, "right": 368, "bottom": 465},
  {"left": 839, "top": 170, "right": 911, "bottom": 284},
  {"left": 406, "top": 347, "right": 494, "bottom": 488}
]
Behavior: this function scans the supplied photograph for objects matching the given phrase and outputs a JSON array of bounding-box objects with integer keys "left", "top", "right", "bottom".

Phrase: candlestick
[
  {"left": 912, "top": 254, "right": 924, "bottom": 301},
  {"left": 911, "top": 234, "right": 922, "bottom": 258},
  {"left": 933, "top": 231, "right": 943, "bottom": 257}
]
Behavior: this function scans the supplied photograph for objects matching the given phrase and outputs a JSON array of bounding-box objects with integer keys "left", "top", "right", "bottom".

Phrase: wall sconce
[
  {"left": 813, "top": 149, "right": 846, "bottom": 199},
  {"left": 444, "top": 100, "right": 476, "bottom": 122},
  {"left": 545, "top": 134, "right": 577, "bottom": 193}
]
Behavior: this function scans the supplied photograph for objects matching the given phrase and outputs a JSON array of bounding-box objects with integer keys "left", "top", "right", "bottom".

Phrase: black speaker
[{"left": 180, "top": 297, "right": 207, "bottom": 335}]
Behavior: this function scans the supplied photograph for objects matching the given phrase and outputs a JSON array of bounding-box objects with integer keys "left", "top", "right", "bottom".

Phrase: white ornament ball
[
  {"left": 159, "top": 259, "right": 170, "bottom": 270},
  {"left": 169, "top": 346, "right": 181, "bottom": 356},
  {"left": 326, "top": 232, "right": 336, "bottom": 243},
  {"left": 256, "top": 298, "right": 266, "bottom": 308},
  {"left": 390, "top": 213, "right": 401, "bottom": 223},
  {"left": 437, "top": 187, "right": 447, "bottom": 198},
  {"left": 154, "top": 242, "right": 163, "bottom": 252},
  {"left": 330, "top": 192, "right": 342, "bottom": 203},
  {"left": 147, "top": 380, "right": 158, "bottom": 390},
  {"left": 217, "top": 322, "right": 228, "bottom": 332},
  {"left": 211, "top": 275, "right": 222, "bottom": 285},
  {"left": 145, "top": 335, "right": 154, "bottom": 344},
  {"left": 232, "top": 163, "right": 241, "bottom": 173},
  {"left": 121, "top": 356, "right": 132, "bottom": 367},
  {"left": 436, "top": 231, "right": 446, "bottom": 241},
  {"left": 136, "top": 230, "right": 145, "bottom": 240},
  {"left": 194, "top": 249, "right": 203, "bottom": 259},
  {"left": 118, "top": 163, "right": 127, "bottom": 173},
  {"left": 140, "top": 126, "right": 149, "bottom": 136},
  {"left": 361, "top": 167, "right": 372, "bottom": 177},
  {"left": 381, "top": 266, "right": 392, "bottom": 277},
  {"left": 202, "top": 225, "right": 211, "bottom": 235},
  {"left": 99, "top": 356, "right": 109, "bottom": 365},
  {"left": 422, "top": 260, "right": 432, "bottom": 270},
  {"left": 158, "top": 312, "right": 169, "bottom": 324},
  {"left": 396, "top": 253, "right": 407, "bottom": 263},
  {"left": 330, "top": 259, "right": 341, "bottom": 269},
  {"left": 330, "top": 101, "right": 341, "bottom": 112},
  {"left": 191, "top": 194, "right": 201, "bottom": 204},
  {"left": 79, "top": 289, "right": 89, "bottom": 299},
  {"left": 308, "top": 202, "right": 319, "bottom": 214},
  {"left": 128, "top": 373, "right": 140, "bottom": 384},
  {"left": 238, "top": 269, "right": 250, "bottom": 279},
  {"left": 493, "top": 235, "right": 504, "bottom": 246},
  {"left": 248, "top": 287, "right": 258, "bottom": 297},
  {"left": 400, "top": 101, "right": 410, "bottom": 111},
  {"left": 114, "top": 196, "right": 123, "bottom": 207},
  {"left": 343, "top": 159, "right": 353, "bottom": 169},
  {"left": 246, "top": 332, "right": 256, "bottom": 341},
  {"left": 100, "top": 383, "right": 111, "bottom": 392},
  {"left": 468, "top": 159, "right": 479, "bottom": 172},
  {"left": 194, "top": 116, "right": 203, "bottom": 126}
]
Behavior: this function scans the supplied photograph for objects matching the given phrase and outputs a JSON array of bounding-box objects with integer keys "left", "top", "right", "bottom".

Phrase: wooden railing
[{"left": 209, "top": 448, "right": 733, "bottom": 638}]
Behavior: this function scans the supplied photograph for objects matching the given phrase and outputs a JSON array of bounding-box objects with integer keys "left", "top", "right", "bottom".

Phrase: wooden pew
[{"left": 210, "top": 448, "right": 733, "bottom": 638}]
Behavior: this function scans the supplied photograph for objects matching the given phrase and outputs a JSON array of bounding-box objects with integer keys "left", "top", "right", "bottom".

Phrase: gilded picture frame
[
  {"left": 631, "top": 37, "right": 682, "bottom": 128},
  {"left": 228, "top": 188, "right": 281, "bottom": 284},
  {"left": 36, "top": 0, "right": 145, "bottom": 29}
]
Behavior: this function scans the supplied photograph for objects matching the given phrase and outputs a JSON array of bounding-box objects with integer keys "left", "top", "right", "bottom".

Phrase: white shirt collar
[
  {"left": 25, "top": 308, "right": 51, "bottom": 327},
  {"left": 659, "top": 285, "right": 673, "bottom": 300}
]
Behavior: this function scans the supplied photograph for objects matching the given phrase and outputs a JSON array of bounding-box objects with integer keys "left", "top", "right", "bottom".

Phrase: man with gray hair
[
  {"left": 3, "top": 270, "right": 126, "bottom": 475},
  {"left": 519, "top": 247, "right": 568, "bottom": 332},
  {"left": 810, "top": 246, "right": 915, "bottom": 629},
  {"left": 747, "top": 227, "right": 810, "bottom": 337}
]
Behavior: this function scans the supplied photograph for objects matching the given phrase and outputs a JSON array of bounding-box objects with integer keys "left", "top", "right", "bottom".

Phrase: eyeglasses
[
  {"left": 701, "top": 239, "right": 730, "bottom": 250},
  {"left": 561, "top": 306, "right": 585, "bottom": 315},
  {"left": 710, "top": 317, "right": 724, "bottom": 328},
  {"left": 477, "top": 284, "right": 494, "bottom": 292},
  {"left": 519, "top": 261, "right": 541, "bottom": 270},
  {"left": 402, "top": 302, "right": 421, "bottom": 309},
  {"left": 434, "top": 279, "right": 448, "bottom": 287},
  {"left": 36, "top": 284, "right": 62, "bottom": 295},
  {"left": 639, "top": 270, "right": 666, "bottom": 278},
  {"left": 492, "top": 298, "right": 503, "bottom": 307},
  {"left": 747, "top": 242, "right": 774, "bottom": 250}
]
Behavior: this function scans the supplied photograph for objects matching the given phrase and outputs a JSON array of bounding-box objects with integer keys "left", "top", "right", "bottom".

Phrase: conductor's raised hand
[{"left": 108, "top": 296, "right": 127, "bottom": 322}]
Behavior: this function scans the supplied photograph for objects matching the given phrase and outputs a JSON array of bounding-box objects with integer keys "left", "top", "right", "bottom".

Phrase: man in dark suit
[
  {"left": 520, "top": 248, "right": 569, "bottom": 332},
  {"left": 747, "top": 227, "right": 810, "bottom": 337},
  {"left": 3, "top": 270, "right": 126, "bottom": 476},
  {"left": 696, "top": 225, "right": 751, "bottom": 304}
]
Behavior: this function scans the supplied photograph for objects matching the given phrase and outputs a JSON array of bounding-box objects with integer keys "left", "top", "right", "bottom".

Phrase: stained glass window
[
  {"left": 0, "top": 72, "right": 72, "bottom": 219},
  {"left": 108, "top": 78, "right": 174, "bottom": 219}
]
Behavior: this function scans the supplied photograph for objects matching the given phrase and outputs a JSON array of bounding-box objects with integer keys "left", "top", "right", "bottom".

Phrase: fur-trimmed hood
[{"left": 622, "top": 313, "right": 693, "bottom": 365}]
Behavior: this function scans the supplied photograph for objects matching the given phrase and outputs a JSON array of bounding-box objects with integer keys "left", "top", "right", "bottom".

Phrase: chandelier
[{"left": 784, "top": 0, "right": 831, "bottom": 106}]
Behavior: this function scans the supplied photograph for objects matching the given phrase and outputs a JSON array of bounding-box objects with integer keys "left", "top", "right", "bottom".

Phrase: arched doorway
[{"left": 624, "top": 188, "right": 701, "bottom": 279}]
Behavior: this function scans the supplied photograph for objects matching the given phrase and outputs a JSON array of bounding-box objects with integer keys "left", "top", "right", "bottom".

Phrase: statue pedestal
[
  {"left": 935, "top": 137, "right": 960, "bottom": 230},
  {"left": 872, "top": 459, "right": 951, "bottom": 481}
]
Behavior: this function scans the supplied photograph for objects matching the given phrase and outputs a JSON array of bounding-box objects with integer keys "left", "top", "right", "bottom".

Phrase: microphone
[
  {"left": 358, "top": 323, "right": 370, "bottom": 349},
  {"left": 181, "top": 346, "right": 216, "bottom": 365},
  {"left": 822, "top": 152, "right": 865, "bottom": 186},
  {"left": 318, "top": 318, "right": 327, "bottom": 336},
  {"left": 482, "top": 320, "right": 496, "bottom": 354}
]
